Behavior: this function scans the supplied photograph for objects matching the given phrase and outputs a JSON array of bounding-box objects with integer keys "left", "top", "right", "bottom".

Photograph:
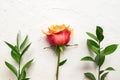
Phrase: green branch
[{"left": 5, "top": 32, "right": 33, "bottom": 80}]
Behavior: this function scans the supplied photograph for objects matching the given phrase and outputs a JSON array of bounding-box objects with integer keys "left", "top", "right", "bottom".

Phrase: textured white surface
[{"left": 0, "top": 0, "right": 120, "bottom": 80}]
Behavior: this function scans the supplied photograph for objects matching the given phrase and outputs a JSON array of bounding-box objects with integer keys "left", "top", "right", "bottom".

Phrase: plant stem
[
  {"left": 56, "top": 50, "right": 60, "bottom": 80},
  {"left": 18, "top": 57, "right": 21, "bottom": 80},
  {"left": 98, "top": 42, "right": 101, "bottom": 80},
  {"left": 98, "top": 66, "right": 100, "bottom": 80}
]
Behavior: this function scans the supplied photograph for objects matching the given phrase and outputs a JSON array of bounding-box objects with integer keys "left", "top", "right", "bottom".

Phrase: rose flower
[
  {"left": 43, "top": 24, "right": 73, "bottom": 46},
  {"left": 43, "top": 24, "right": 73, "bottom": 80}
]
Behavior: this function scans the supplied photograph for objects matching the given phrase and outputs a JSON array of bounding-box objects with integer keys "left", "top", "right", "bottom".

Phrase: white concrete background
[{"left": 0, "top": 0, "right": 120, "bottom": 80}]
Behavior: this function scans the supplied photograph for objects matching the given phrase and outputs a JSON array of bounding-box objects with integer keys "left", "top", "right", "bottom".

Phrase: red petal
[{"left": 47, "top": 30, "right": 71, "bottom": 46}]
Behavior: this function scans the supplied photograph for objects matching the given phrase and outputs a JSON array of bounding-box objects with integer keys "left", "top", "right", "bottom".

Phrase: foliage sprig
[
  {"left": 81, "top": 26, "right": 118, "bottom": 80},
  {"left": 5, "top": 32, "right": 33, "bottom": 80}
]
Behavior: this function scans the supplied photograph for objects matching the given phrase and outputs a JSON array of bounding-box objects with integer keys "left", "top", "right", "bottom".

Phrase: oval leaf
[
  {"left": 96, "top": 26, "right": 104, "bottom": 42},
  {"left": 86, "top": 32, "right": 98, "bottom": 41},
  {"left": 105, "top": 67, "right": 115, "bottom": 71},
  {"left": 5, "top": 61, "right": 17, "bottom": 76},
  {"left": 87, "top": 39, "right": 99, "bottom": 54},
  {"left": 87, "top": 39, "right": 99, "bottom": 48},
  {"left": 85, "top": 72, "right": 96, "bottom": 80},
  {"left": 102, "top": 44, "right": 118, "bottom": 56},
  {"left": 81, "top": 56, "right": 94, "bottom": 62},
  {"left": 95, "top": 54, "right": 105, "bottom": 67},
  {"left": 11, "top": 50, "right": 20, "bottom": 63}
]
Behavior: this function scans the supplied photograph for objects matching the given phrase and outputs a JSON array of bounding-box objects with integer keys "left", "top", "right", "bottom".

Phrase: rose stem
[{"left": 56, "top": 47, "right": 61, "bottom": 80}]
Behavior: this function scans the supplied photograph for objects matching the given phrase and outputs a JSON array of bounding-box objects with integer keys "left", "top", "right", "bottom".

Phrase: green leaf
[
  {"left": 87, "top": 39, "right": 99, "bottom": 48},
  {"left": 20, "top": 35, "right": 28, "bottom": 50},
  {"left": 96, "top": 26, "right": 104, "bottom": 42},
  {"left": 87, "top": 39, "right": 99, "bottom": 54},
  {"left": 5, "top": 61, "right": 17, "bottom": 76},
  {"left": 19, "top": 71, "right": 26, "bottom": 80},
  {"left": 81, "top": 56, "right": 94, "bottom": 62},
  {"left": 65, "top": 44, "right": 78, "bottom": 47},
  {"left": 101, "top": 72, "right": 109, "bottom": 80},
  {"left": 95, "top": 54, "right": 105, "bottom": 67},
  {"left": 102, "top": 44, "right": 118, "bottom": 56},
  {"left": 86, "top": 32, "right": 98, "bottom": 41},
  {"left": 21, "top": 59, "right": 33, "bottom": 73},
  {"left": 17, "top": 32, "right": 20, "bottom": 49},
  {"left": 84, "top": 72, "right": 96, "bottom": 80},
  {"left": 58, "top": 46, "right": 64, "bottom": 52},
  {"left": 59, "top": 59, "right": 67, "bottom": 66},
  {"left": 100, "top": 70, "right": 104, "bottom": 74},
  {"left": 21, "top": 43, "right": 31, "bottom": 57},
  {"left": 11, "top": 50, "right": 20, "bottom": 63},
  {"left": 105, "top": 67, "right": 115, "bottom": 71},
  {"left": 22, "top": 78, "right": 30, "bottom": 80},
  {"left": 5, "top": 41, "right": 19, "bottom": 54}
]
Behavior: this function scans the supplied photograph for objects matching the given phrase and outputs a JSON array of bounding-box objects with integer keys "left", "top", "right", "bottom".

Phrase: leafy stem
[
  {"left": 81, "top": 26, "right": 118, "bottom": 80},
  {"left": 5, "top": 32, "right": 33, "bottom": 80},
  {"left": 55, "top": 46, "right": 67, "bottom": 80}
]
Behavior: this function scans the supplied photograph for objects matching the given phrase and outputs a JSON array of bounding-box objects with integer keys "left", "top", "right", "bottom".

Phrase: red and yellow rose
[
  {"left": 43, "top": 24, "right": 73, "bottom": 46},
  {"left": 43, "top": 24, "right": 74, "bottom": 80}
]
